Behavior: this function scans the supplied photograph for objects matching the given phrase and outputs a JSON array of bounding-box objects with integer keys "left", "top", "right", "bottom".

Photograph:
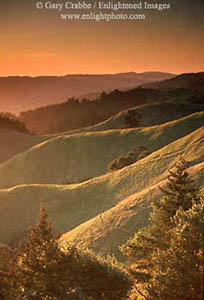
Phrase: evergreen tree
[
  {"left": 11, "top": 205, "right": 131, "bottom": 299},
  {"left": 147, "top": 195, "right": 204, "bottom": 300},
  {"left": 152, "top": 157, "right": 200, "bottom": 234},
  {"left": 127, "top": 196, "right": 204, "bottom": 300},
  {"left": 120, "top": 158, "right": 200, "bottom": 283},
  {"left": 14, "top": 205, "right": 75, "bottom": 299}
]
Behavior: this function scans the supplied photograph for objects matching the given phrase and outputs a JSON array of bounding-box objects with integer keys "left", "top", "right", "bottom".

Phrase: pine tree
[
  {"left": 147, "top": 194, "right": 204, "bottom": 300},
  {"left": 120, "top": 158, "right": 200, "bottom": 283},
  {"left": 12, "top": 205, "right": 131, "bottom": 300},
  {"left": 152, "top": 157, "right": 200, "bottom": 234},
  {"left": 127, "top": 196, "right": 204, "bottom": 300},
  {"left": 14, "top": 205, "right": 74, "bottom": 299}
]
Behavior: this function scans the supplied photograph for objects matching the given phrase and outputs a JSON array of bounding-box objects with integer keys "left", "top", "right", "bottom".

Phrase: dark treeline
[
  {"left": 19, "top": 87, "right": 203, "bottom": 135},
  {"left": 0, "top": 112, "right": 28, "bottom": 134}
]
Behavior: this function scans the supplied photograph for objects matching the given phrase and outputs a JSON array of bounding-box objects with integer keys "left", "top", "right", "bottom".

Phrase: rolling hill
[
  {"left": 18, "top": 83, "right": 204, "bottom": 135},
  {"left": 0, "top": 112, "right": 203, "bottom": 189},
  {"left": 0, "top": 72, "right": 175, "bottom": 114},
  {"left": 59, "top": 161, "right": 204, "bottom": 259},
  {"left": 0, "top": 114, "right": 203, "bottom": 258}
]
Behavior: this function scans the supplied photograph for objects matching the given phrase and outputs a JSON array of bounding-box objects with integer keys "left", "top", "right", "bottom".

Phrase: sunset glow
[{"left": 1, "top": 0, "right": 204, "bottom": 76}]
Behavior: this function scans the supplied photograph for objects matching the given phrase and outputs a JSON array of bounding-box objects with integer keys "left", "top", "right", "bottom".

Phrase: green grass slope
[
  {"left": 0, "top": 112, "right": 203, "bottom": 189},
  {"left": 0, "top": 127, "right": 203, "bottom": 255},
  {"left": 0, "top": 128, "right": 49, "bottom": 163}
]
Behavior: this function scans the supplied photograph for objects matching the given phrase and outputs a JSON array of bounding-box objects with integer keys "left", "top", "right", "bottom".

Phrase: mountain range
[{"left": 0, "top": 72, "right": 174, "bottom": 114}]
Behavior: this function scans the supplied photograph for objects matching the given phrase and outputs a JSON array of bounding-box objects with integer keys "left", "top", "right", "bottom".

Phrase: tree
[
  {"left": 147, "top": 195, "right": 204, "bottom": 300},
  {"left": 120, "top": 158, "right": 200, "bottom": 284},
  {"left": 127, "top": 195, "right": 204, "bottom": 300},
  {"left": 14, "top": 205, "right": 75, "bottom": 299},
  {"left": 0, "top": 113, "right": 28, "bottom": 133},
  {"left": 12, "top": 205, "right": 131, "bottom": 299},
  {"left": 124, "top": 158, "right": 203, "bottom": 300},
  {"left": 152, "top": 158, "right": 200, "bottom": 234},
  {"left": 99, "top": 91, "right": 108, "bottom": 101},
  {"left": 125, "top": 110, "right": 140, "bottom": 128}
]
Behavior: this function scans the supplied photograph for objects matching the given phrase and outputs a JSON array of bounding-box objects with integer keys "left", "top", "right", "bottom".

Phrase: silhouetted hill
[
  {"left": 0, "top": 72, "right": 174, "bottom": 114},
  {"left": 143, "top": 72, "right": 204, "bottom": 90},
  {"left": 19, "top": 87, "right": 204, "bottom": 135}
]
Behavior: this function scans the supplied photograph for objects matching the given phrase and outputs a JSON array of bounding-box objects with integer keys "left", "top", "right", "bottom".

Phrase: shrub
[{"left": 109, "top": 146, "right": 150, "bottom": 171}]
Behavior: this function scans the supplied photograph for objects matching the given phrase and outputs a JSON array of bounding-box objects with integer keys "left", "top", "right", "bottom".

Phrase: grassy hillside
[
  {"left": 59, "top": 127, "right": 204, "bottom": 258},
  {"left": 0, "top": 128, "right": 49, "bottom": 163},
  {"left": 0, "top": 126, "right": 203, "bottom": 257},
  {"left": 0, "top": 112, "right": 203, "bottom": 189},
  {"left": 60, "top": 162, "right": 204, "bottom": 259}
]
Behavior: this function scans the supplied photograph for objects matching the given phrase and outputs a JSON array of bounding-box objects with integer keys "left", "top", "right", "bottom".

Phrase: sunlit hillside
[
  {"left": 0, "top": 112, "right": 203, "bottom": 189},
  {"left": 0, "top": 123, "right": 203, "bottom": 258}
]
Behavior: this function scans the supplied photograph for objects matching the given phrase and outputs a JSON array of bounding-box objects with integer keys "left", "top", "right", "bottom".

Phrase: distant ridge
[{"left": 0, "top": 72, "right": 175, "bottom": 114}]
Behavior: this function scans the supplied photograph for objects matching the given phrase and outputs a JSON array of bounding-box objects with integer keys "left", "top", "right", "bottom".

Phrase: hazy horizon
[
  {"left": 0, "top": 70, "right": 180, "bottom": 78},
  {"left": 1, "top": 0, "right": 204, "bottom": 76}
]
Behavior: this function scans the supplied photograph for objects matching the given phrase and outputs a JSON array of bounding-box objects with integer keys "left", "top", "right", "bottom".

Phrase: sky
[{"left": 1, "top": 0, "right": 204, "bottom": 76}]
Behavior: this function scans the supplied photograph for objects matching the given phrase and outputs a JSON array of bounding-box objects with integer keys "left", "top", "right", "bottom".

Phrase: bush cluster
[{"left": 109, "top": 145, "right": 150, "bottom": 171}]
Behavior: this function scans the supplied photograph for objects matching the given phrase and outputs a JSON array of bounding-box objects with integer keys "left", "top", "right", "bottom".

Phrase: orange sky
[{"left": 1, "top": 0, "right": 204, "bottom": 76}]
